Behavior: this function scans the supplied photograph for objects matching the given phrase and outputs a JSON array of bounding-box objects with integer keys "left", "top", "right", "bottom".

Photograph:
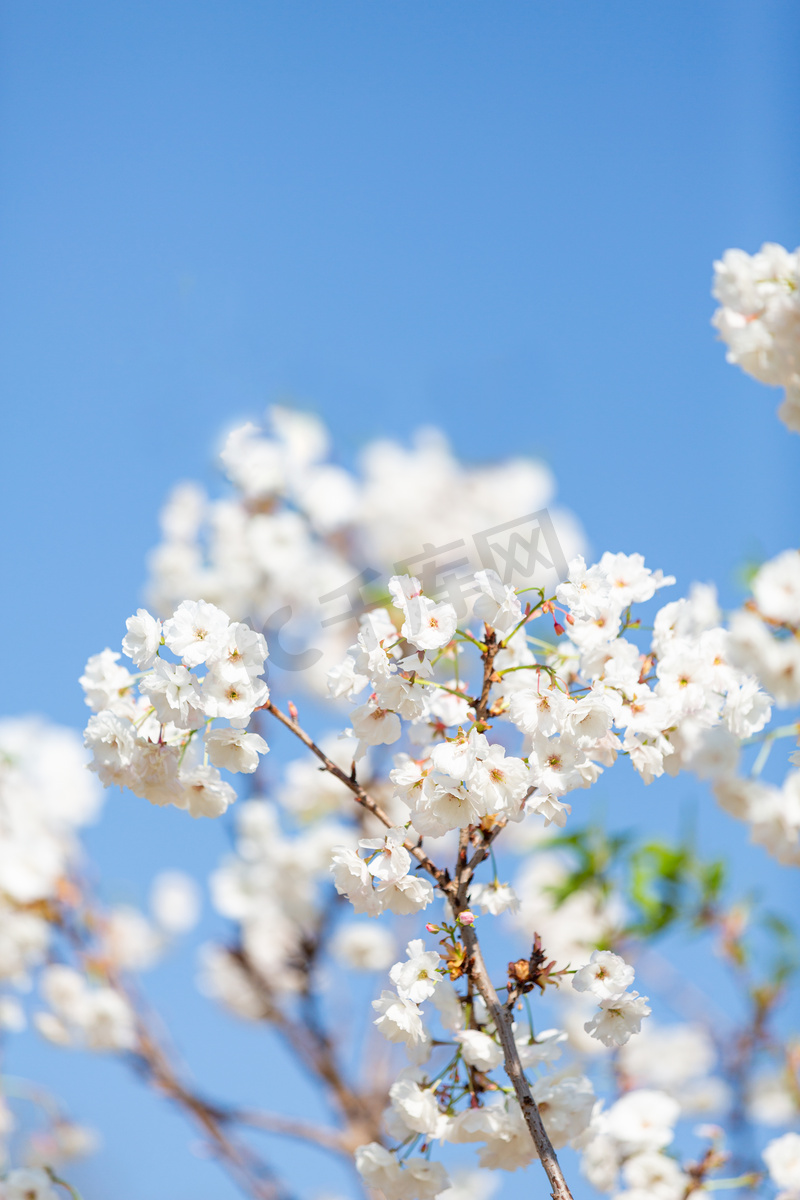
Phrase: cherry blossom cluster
[
  {"left": 0, "top": 717, "right": 204, "bottom": 1181},
  {"left": 82, "top": 600, "right": 269, "bottom": 818},
  {"left": 67, "top": 533, "right": 796, "bottom": 1197},
  {"left": 329, "top": 556, "right": 772, "bottom": 838},
  {"left": 571, "top": 950, "right": 650, "bottom": 1048},
  {"left": 0, "top": 718, "right": 101, "bottom": 1047},
  {"left": 712, "top": 548, "right": 800, "bottom": 864},
  {"left": 713, "top": 241, "right": 800, "bottom": 432},
  {"left": 290, "top": 543, "right": 798, "bottom": 1191},
  {"left": 354, "top": 941, "right": 659, "bottom": 1194},
  {"left": 356, "top": 937, "right": 596, "bottom": 1193},
  {"left": 577, "top": 1088, "right": 684, "bottom": 1196}
]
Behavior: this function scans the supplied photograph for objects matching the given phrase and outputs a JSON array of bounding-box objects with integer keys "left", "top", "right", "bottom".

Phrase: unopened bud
[
  {"left": 288, "top": 701, "right": 299, "bottom": 720},
  {"left": 553, "top": 622, "right": 565, "bottom": 637},
  {"left": 425, "top": 923, "right": 440, "bottom": 934},
  {"left": 565, "top": 612, "right": 574, "bottom": 625},
  {"left": 458, "top": 910, "right": 475, "bottom": 926}
]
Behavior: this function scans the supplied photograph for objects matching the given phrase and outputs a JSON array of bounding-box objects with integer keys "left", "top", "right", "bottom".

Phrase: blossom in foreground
[{"left": 82, "top": 603, "right": 269, "bottom": 816}]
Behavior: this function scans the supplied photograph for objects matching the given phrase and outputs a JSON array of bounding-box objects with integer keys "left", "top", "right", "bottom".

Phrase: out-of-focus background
[{"left": 0, "top": 3, "right": 798, "bottom": 1197}]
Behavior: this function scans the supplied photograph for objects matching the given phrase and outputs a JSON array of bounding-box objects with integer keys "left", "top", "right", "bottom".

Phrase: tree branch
[
  {"left": 458, "top": 918, "right": 573, "bottom": 1199},
  {"left": 262, "top": 692, "right": 576, "bottom": 1199},
  {"left": 54, "top": 905, "right": 295, "bottom": 1200}
]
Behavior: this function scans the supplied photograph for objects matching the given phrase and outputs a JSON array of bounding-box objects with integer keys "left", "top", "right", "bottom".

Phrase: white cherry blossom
[
  {"left": 572, "top": 950, "right": 635, "bottom": 1000},
  {"left": 122, "top": 608, "right": 163, "bottom": 669},
  {"left": 390, "top": 939, "right": 443, "bottom": 1002}
]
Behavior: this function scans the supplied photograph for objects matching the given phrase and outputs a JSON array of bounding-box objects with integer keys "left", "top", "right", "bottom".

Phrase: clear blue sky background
[{"left": 0, "top": 3, "right": 798, "bottom": 1198}]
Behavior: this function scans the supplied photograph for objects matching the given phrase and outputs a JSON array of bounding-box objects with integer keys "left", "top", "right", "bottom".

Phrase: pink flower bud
[{"left": 458, "top": 910, "right": 475, "bottom": 926}]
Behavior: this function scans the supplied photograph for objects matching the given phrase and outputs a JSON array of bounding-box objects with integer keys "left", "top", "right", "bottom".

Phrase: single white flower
[
  {"left": 1, "top": 1168, "right": 60, "bottom": 1200},
  {"left": 201, "top": 671, "right": 267, "bottom": 721},
  {"left": 455, "top": 1028, "right": 503, "bottom": 1072},
  {"left": 122, "top": 608, "right": 162, "bottom": 669},
  {"left": 372, "top": 990, "right": 427, "bottom": 1048},
  {"left": 205, "top": 727, "right": 269, "bottom": 773},
  {"left": 572, "top": 949, "right": 635, "bottom": 1000},
  {"left": 163, "top": 599, "right": 231, "bottom": 667},
  {"left": 472, "top": 569, "right": 523, "bottom": 635},
  {"left": 178, "top": 764, "right": 237, "bottom": 818},
  {"left": 584, "top": 990, "right": 651, "bottom": 1047},
  {"left": 390, "top": 939, "right": 443, "bottom": 1002},
  {"left": 360, "top": 827, "right": 411, "bottom": 883}
]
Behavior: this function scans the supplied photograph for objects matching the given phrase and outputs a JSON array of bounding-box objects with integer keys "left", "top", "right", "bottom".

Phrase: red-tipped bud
[
  {"left": 288, "top": 701, "right": 299, "bottom": 721},
  {"left": 565, "top": 612, "right": 574, "bottom": 625},
  {"left": 553, "top": 622, "right": 565, "bottom": 637}
]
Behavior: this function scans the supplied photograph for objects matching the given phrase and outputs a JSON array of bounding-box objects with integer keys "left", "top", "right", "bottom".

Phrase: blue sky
[{"left": 1, "top": 3, "right": 799, "bottom": 1197}]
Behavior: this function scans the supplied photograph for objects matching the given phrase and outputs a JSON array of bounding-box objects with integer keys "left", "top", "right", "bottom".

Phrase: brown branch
[{"left": 473, "top": 626, "right": 499, "bottom": 724}]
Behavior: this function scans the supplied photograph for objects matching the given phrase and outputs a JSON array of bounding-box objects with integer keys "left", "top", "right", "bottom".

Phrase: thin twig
[
  {"left": 235, "top": 1109, "right": 349, "bottom": 1155},
  {"left": 229, "top": 947, "right": 385, "bottom": 1149},
  {"left": 133, "top": 1023, "right": 293, "bottom": 1200},
  {"left": 262, "top": 701, "right": 449, "bottom": 888}
]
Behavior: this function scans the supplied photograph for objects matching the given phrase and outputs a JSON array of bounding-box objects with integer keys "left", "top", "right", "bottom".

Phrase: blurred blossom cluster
[
  {"left": 713, "top": 242, "right": 800, "bottom": 432},
  {"left": 146, "top": 411, "right": 582, "bottom": 693}
]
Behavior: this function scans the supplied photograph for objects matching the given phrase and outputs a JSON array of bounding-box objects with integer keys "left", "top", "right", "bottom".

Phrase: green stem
[
  {"left": 456, "top": 630, "right": 487, "bottom": 651},
  {"left": 416, "top": 678, "right": 475, "bottom": 704},
  {"left": 46, "top": 1170, "right": 84, "bottom": 1200},
  {"left": 703, "top": 1174, "right": 761, "bottom": 1191}
]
